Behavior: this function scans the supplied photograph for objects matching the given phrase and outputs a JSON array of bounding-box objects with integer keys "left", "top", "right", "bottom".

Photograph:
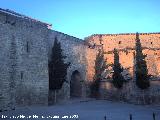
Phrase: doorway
[{"left": 70, "top": 70, "right": 82, "bottom": 98}]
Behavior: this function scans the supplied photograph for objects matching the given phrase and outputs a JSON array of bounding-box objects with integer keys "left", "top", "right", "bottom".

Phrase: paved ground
[{"left": 0, "top": 99, "right": 160, "bottom": 120}]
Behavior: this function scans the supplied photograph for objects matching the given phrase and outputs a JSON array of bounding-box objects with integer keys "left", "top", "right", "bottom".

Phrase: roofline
[
  {"left": 0, "top": 8, "right": 52, "bottom": 28},
  {"left": 52, "top": 30, "right": 84, "bottom": 44},
  {"left": 86, "top": 32, "right": 160, "bottom": 38}
]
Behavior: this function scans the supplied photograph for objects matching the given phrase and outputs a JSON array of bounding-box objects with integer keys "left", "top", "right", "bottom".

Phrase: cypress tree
[
  {"left": 49, "top": 37, "right": 70, "bottom": 90},
  {"left": 91, "top": 49, "right": 107, "bottom": 97},
  {"left": 112, "top": 48, "right": 125, "bottom": 89},
  {"left": 135, "top": 32, "right": 150, "bottom": 89}
]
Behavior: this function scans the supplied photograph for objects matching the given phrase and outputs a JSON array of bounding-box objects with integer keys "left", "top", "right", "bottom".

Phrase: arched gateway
[{"left": 70, "top": 70, "right": 83, "bottom": 98}]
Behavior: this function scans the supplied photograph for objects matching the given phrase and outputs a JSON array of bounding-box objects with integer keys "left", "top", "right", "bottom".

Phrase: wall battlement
[{"left": 89, "top": 32, "right": 160, "bottom": 37}]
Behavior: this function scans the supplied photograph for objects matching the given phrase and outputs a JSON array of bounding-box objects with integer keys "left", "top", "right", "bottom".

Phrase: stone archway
[{"left": 70, "top": 70, "right": 83, "bottom": 98}]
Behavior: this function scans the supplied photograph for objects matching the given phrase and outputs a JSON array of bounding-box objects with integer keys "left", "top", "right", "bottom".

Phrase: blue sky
[{"left": 1, "top": 0, "right": 160, "bottom": 39}]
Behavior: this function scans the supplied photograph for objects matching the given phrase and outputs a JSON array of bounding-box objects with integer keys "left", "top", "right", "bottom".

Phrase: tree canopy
[
  {"left": 135, "top": 33, "right": 150, "bottom": 89},
  {"left": 49, "top": 37, "right": 70, "bottom": 90},
  {"left": 112, "top": 48, "right": 125, "bottom": 89}
]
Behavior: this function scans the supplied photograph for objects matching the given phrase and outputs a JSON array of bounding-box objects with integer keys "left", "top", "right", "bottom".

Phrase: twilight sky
[{"left": 1, "top": 0, "right": 160, "bottom": 39}]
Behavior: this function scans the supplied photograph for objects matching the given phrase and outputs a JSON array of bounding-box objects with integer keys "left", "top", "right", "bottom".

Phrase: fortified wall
[
  {"left": 0, "top": 8, "right": 50, "bottom": 111},
  {"left": 86, "top": 33, "right": 160, "bottom": 104},
  {"left": 86, "top": 33, "right": 160, "bottom": 81},
  {"left": 0, "top": 8, "right": 160, "bottom": 111},
  {"left": 48, "top": 30, "right": 88, "bottom": 103},
  {"left": 0, "top": 8, "right": 88, "bottom": 111}
]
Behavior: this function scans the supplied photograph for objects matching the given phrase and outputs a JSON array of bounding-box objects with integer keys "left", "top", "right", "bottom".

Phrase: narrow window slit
[
  {"left": 21, "top": 71, "right": 23, "bottom": 80},
  {"left": 27, "top": 41, "right": 29, "bottom": 53}
]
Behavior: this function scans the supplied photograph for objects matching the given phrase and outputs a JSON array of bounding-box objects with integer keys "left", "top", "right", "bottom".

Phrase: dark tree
[
  {"left": 112, "top": 48, "right": 125, "bottom": 89},
  {"left": 135, "top": 32, "right": 150, "bottom": 89},
  {"left": 91, "top": 49, "right": 107, "bottom": 97},
  {"left": 49, "top": 37, "right": 70, "bottom": 90}
]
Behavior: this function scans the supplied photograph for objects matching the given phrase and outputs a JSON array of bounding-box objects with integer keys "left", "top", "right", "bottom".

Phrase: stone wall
[
  {"left": 86, "top": 33, "right": 160, "bottom": 81},
  {"left": 0, "top": 9, "right": 49, "bottom": 111},
  {"left": 86, "top": 33, "right": 160, "bottom": 104},
  {"left": 99, "top": 80, "right": 160, "bottom": 105},
  {"left": 0, "top": 8, "right": 90, "bottom": 110},
  {"left": 48, "top": 30, "right": 88, "bottom": 103},
  {"left": 1, "top": 8, "right": 160, "bottom": 111}
]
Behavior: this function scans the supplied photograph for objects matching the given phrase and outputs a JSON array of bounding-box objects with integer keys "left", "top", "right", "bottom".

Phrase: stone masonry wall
[
  {"left": 87, "top": 33, "right": 160, "bottom": 80},
  {"left": 1, "top": 8, "right": 160, "bottom": 111},
  {"left": 48, "top": 30, "right": 88, "bottom": 103},
  {"left": 86, "top": 33, "right": 160, "bottom": 104},
  {"left": 0, "top": 8, "right": 89, "bottom": 110},
  {"left": 0, "top": 9, "right": 49, "bottom": 111}
]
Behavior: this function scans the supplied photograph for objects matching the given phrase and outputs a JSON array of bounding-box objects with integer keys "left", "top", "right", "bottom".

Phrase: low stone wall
[
  {"left": 130, "top": 80, "right": 160, "bottom": 105},
  {"left": 99, "top": 80, "right": 160, "bottom": 105}
]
